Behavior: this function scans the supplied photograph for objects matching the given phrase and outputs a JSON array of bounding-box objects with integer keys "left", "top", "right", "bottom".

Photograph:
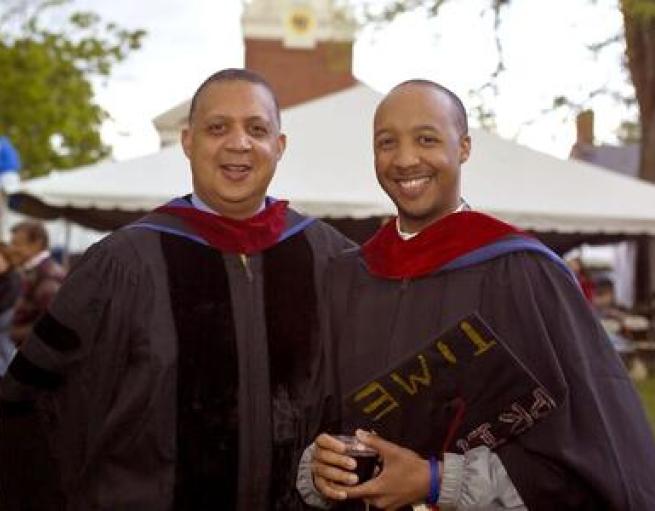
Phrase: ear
[
  {"left": 276, "top": 132, "right": 287, "bottom": 161},
  {"left": 459, "top": 134, "right": 471, "bottom": 164},
  {"left": 181, "top": 126, "right": 192, "bottom": 159}
]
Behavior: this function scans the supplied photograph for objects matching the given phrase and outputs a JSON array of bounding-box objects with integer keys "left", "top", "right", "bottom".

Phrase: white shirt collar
[
  {"left": 396, "top": 201, "right": 467, "bottom": 241},
  {"left": 190, "top": 193, "right": 265, "bottom": 216},
  {"left": 24, "top": 250, "right": 51, "bottom": 270}
]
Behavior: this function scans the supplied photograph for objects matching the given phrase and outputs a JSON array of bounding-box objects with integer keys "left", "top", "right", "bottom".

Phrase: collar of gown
[
  {"left": 156, "top": 198, "right": 289, "bottom": 254},
  {"left": 362, "top": 211, "right": 523, "bottom": 279}
]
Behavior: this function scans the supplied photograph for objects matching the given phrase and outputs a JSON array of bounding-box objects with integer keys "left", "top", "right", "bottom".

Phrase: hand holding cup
[{"left": 311, "top": 432, "right": 379, "bottom": 501}]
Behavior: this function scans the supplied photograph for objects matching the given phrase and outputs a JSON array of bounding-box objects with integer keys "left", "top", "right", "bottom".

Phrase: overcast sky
[{"left": 59, "top": 0, "right": 629, "bottom": 160}]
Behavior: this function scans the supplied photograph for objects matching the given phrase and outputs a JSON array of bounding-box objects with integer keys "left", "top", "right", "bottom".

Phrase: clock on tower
[{"left": 283, "top": 4, "right": 318, "bottom": 48}]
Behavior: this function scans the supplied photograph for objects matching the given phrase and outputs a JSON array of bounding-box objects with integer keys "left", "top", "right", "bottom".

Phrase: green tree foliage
[{"left": 0, "top": 0, "right": 145, "bottom": 178}]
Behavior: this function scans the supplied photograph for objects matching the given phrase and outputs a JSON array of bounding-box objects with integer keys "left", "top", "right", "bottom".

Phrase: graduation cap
[{"left": 343, "top": 313, "right": 559, "bottom": 456}]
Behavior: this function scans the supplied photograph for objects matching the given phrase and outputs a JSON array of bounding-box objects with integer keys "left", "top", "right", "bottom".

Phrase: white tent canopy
[{"left": 11, "top": 84, "right": 655, "bottom": 235}]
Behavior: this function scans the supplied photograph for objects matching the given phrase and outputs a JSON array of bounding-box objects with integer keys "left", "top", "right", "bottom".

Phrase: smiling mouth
[
  {"left": 221, "top": 164, "right": 252, "bottom": 172},
  {"left": 220, "top": 164, "right": 253, "bottom": 181},
  {"left": 396, "top": 176, "right": 431, "bottom": 192}
]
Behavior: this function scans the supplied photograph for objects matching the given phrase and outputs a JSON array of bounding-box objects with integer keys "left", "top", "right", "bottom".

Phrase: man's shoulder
[
  {"left": 95, "top": 224, "right": 158, "bottom": 252},
  {"left": 73, "top": 225, "right": 163, "bottom": 274},
  {"left": 442, "top": 234, "right": 568, "bottom": 275},
  {"left": 290, "top": 213, "right": 356, "bottom": 254},
  {"left": 303, "top": 217, "right": 348, "bottom": 241},
  {"left": 445, "top": 242, "right": 574, "bottom": 294},
  {"left": 328, "top": 245, "right": 363, "bottom": 277}
]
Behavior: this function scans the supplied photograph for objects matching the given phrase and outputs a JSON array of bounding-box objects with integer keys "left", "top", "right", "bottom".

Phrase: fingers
[
  {"left": 315, "top": 446, "right": 356, "bottom": 470},
  {"left": 344, "top": 478, "right": 379, "bottom": 500},
  {"left": 312, "top": 459, "right": 358, "bottom": 487},
  {"left": 314, "top": 434, "right": 355, "bottom": 472},
  {"left": 347, "top": 477, "right": 399, "bottom": 509},
  {"left": 314, "top": 475, "right": 349, "bottom": 501},
  {"left": 312, "top": 434, "right": 359, "bottom": 501},
  {"left": 355, "top": 429, "right": 397, "bottom": 456},
  {"left": 315, "top": 433, "right": 347, "bottom": 453}
]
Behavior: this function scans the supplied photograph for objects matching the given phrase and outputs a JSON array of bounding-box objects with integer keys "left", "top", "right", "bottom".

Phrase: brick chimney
[
  {"left": 576, "top": 110, "right": 594, "bottom": 146},
  {"left": 242, "top": 0, "right": 357, "bottom": 108},
  {"left": 569, "top": 109, "right": 594, "bottom": 159}
]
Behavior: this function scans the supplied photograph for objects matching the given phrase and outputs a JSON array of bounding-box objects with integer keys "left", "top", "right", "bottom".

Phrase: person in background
[
  {"left": 593, "top": 277, "right": 650, "bottom": 370},
  {"left": 0, "top": 242, "right": 21, "bottom": 377},
  {"left": 8, "top": 221, "right": 66, "bottom": 347},
  {"left": 564, "top": 255, "right": 595, "bottom": 303}
]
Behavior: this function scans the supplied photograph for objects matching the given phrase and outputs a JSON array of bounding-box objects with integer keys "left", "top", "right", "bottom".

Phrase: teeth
[
  {"left": 398, "top": 177, "right": 430, "bottom": 190},
  {"left": 223, "top": 164, "right": 249, "bottom": 171}
]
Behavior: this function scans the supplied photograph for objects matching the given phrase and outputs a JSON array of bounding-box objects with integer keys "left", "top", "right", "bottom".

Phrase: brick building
[{"left": 154, "top": 0, "right": 359, "bottom": 147}]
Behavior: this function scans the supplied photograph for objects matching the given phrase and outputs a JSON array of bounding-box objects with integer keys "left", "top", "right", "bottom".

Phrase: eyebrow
[
  {"left": 246, "top": 116, "right": 273, "bottom": 125},
  {"left": 374, "top": 123, "right": 440, "bottom": 138},
  {"left": 200, "top": 114, "right": 274, "bottom": 126},
  {"left": 414, "top": 124, "right": 440, "bottom": 132}
]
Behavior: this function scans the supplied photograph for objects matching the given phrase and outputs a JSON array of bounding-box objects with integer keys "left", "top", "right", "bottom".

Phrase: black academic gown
[
  {"left": 325, "top": 232, "right": 655, "bottom": 510},
  {"left": 0, "top": 201, "right": 352, "bottom": 510}
]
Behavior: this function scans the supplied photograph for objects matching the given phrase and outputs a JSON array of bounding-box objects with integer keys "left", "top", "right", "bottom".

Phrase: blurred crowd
[
  {"left": 0, "top": 221, "right": 66, "bottom": 378},
  {"left": 566, "top": 255, "right": 654, "bottom": 378}
]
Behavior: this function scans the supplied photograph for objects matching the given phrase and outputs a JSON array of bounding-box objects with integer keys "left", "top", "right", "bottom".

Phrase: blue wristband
[{"left": 427, "top": 456, "right": 440, "bottom": 505}]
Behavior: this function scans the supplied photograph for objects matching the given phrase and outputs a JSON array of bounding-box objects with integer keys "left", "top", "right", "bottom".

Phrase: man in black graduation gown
[
  {"left": 300, "top": 80, "right": 655, "bottom": 510},
  {"left": 0, "top": 69, "right": 351, "bottom": 510}
]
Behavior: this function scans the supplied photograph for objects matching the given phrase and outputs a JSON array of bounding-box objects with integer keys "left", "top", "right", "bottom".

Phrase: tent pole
[
  {"left": 63, "top": 220, "right": 71, "bottom": 268},
  {"left": 0, "top": 190, "right": 7, "bottom": 241}
]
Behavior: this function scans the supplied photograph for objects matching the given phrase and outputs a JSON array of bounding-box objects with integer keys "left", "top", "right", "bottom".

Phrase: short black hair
[
  {"left": 11, "top": 220, "right": 49, "bottom": 249},
  {"left": 390, "top": 79, "right": 468, "bottom": 135},
  {"left": 188, "top": 68, "right": 281, "bottom": 127}
]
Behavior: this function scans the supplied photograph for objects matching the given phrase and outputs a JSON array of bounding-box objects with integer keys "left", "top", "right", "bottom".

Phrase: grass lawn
[{"left": 635, "top": 376, "right": 655, "bottom": 435}]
